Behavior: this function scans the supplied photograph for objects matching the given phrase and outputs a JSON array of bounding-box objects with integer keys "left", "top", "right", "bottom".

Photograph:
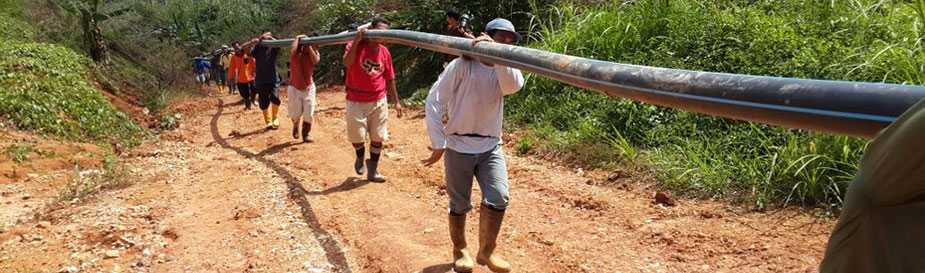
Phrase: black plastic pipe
[{"left": 261, "top": 30, "right": 925, "bottom": 138}]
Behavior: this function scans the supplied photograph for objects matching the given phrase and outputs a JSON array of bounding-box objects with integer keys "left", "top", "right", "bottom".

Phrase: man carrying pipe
[
  {"left": 220, "top": 45, "right": 234, "bottom": 94},
  {"left": 343, "top": 18, "right": 402, "bottom": 182},
  {"left": 443, "top": 9, "right": 476, "bottom": 65},
  {"left": 288, "top": 34, "right": 320, "bottom": 143},
  {"left": 242, "top": 32, "right": 283, "bottom": 130},
  {"left": 227, "top": 43, "right": 256, "bottom": 111},
  {"left": 421, "top": 18, "right": 525, "bottom": 273}
]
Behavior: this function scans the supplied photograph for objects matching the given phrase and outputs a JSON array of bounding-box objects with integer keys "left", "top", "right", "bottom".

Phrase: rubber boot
[
  {"left": 270, "top": 104, "right": 280, "bottom": 129},
  {"left": 301, "top": 122, "right": 313, "bottom": 143},
  {"left": 262, "top": 109, "right": 272, "bottom": 129},
  {"left": 366, "top": 158, "right": 386, "bottom": 182},
  {"left": 292, "top": 120, "right": 300, "bottom": 139},
  {"left": 477, "top": 206, "right": 511, "bottom": 273},
  {"left": 354, "top": 146, "right": 365, "bottom": 175},
  {"left": 449, "top": 213, "right": 474, "bottom": 272}
]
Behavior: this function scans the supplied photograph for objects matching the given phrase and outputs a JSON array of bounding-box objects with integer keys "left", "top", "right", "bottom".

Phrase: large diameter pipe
[{"left": 262, "top": 30, "right": 925, "bottom": 138}]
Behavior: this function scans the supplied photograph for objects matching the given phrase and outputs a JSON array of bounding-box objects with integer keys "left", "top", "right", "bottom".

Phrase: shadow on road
[
  {"left": 210, "top": 99, "right": 353, "bottom": 272},
  {"left": 308, "top": 177, "right": 370, "bottom": 196}
]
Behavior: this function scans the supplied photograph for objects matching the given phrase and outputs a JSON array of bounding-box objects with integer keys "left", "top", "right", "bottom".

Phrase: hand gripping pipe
[{"left": 262, "top": 30, "right": 925, "bottom": 139}]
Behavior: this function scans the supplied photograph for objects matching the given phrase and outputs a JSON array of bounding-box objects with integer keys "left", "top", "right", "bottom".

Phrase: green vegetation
[
  {"left": 4, "top": 0, "right": 920, "bottom": 210},
  {"left": 0, "top": 1, "right": 33, "bottom": 42},
  {"left": 57, "top": 153, "right": 129, "bottom": 202},
  {"left": 297, "top": 0, "right": 556, "bottom": 94},
  {"left": 0, "top": 0, "right": 143, "bottom": 145},
  {"left": 29, "top": 0, "right": 287, "bottom": 115},
  {"left": 284, "top": 0, "right": 922, "bottom": 209},
  {"left": 508, "top": 0, "right": 924, "bottom": 209},
  {"left": 4, "top": 143, "right": 33, "bottom": 163}
]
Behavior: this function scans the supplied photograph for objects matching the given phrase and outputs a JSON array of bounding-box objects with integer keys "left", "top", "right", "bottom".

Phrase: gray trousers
[{"left": 444, "top": 145, "right": 510, "bottom": 214}]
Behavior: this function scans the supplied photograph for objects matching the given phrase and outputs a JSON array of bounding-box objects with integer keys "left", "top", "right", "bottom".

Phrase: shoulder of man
[{"left": 379, "top": 45, "right": 392, "bottom": 57}]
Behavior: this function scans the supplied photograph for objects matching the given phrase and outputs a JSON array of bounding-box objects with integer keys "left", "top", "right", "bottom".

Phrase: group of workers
[{"left": 187, "top": 8, "right": 924, "bottom": 273}]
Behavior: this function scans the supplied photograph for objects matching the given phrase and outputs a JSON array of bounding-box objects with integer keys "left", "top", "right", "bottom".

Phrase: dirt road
[{"left": 1, "top": 87, "right": 833, "bottom": 273}]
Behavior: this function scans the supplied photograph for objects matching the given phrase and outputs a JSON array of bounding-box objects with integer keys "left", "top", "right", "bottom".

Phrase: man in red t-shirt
[
  {"left": 343, "top": 17, "right": 402, "bottom": 182},
  {"left": 288, "top": 34, "right": 320, "bottom": 143}
]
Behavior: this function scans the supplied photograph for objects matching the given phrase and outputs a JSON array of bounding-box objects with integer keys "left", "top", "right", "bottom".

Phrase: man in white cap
[{"left": 422, "top": 18, "right": 524, "bottom": 273}]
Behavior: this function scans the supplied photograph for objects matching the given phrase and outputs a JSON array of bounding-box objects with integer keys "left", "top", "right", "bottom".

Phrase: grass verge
[{"left": 509, "top": 0, "right": 923, "bottom": 210}]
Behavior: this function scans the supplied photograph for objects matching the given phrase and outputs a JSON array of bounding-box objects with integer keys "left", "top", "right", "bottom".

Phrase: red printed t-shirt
[
  {"left": 289, "top": 49, "right": 315, "bottom": 90},
  {"left": 345, "top": 42, "right": 394, "bottom": 102}
]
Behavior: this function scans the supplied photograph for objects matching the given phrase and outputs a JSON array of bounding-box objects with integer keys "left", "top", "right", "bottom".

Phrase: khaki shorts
[
  {"left": 287, "top": 85, "right": 316, "bottom": 121},
  {"left": 346, "top": 98, "right": 389, "bottom": 143}
]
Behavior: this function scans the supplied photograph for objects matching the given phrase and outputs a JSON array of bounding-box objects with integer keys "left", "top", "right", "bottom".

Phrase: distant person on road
[
  {"left": 241, "top": 32, "right": 283, "bottom": 130},
  {"left": 343, "top": 18, "right": 402, "bottom": 182},
  {"left": 819, "top": 97, "right": 925, "bottom": 272},
  {"left": 422, "top": 18, "right": 524, "bottom": 273},
  {"left": 210, "top": 50, "right": 226, "bottom": 93},
  {"left": 227, "top": 44, "right": 256, "bottom": 110},
  {"left": 288, "top": 34, "right": 321, "bottom": 143},
  {"left": 193, "top": 56, "right": 211, "bottom": 87},
  {"left": 221, "top": 45, "right": 235, "bottom": 94}
]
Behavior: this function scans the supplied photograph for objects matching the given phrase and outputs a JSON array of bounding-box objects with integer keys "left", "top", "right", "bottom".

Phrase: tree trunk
[{"left": 81, "top": 10, "right": 110, "bottom": 64}]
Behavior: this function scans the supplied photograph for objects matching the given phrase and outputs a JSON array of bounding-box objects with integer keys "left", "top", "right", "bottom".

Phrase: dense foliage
[
  {"left": 0, "top": 1, "right": 142, "bottom": 145},
  {"left": 508, "top": 0, "right": 924, "bottom": 209}
]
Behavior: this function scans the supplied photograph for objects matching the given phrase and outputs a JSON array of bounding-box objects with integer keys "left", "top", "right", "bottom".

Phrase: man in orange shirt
[{"left": 227, "top": 43, "right": 256, "bottom": 110}]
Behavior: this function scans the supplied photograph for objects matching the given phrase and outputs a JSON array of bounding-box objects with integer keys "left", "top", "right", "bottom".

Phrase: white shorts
[
  {"left": 346, "top": 98, "right": 389, "bottom": 143},
  {"left": 288, "top": 84, "right": 316, "bottom": 121}
]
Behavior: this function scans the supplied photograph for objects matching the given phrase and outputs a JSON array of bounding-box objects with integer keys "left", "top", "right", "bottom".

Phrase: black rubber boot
[{"left": 354, "top": 146, "right": 365, "bottom": 175}]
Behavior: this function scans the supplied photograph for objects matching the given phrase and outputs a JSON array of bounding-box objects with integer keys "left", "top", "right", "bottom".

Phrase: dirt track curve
[{"left": 1, "top": 86, "right": 834, "bottom": 273}]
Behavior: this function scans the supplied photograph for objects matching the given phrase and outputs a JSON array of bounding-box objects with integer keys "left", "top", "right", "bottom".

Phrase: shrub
[{"left": 507, "top": 0, "right": 923, "bottom": 209}]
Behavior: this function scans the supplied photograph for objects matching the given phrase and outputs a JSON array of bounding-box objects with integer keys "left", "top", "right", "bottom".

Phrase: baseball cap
[{"left": 485, "top": 18, "right": 521, "bottom": 42}]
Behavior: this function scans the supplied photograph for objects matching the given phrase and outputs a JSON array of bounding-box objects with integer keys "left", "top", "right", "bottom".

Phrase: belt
[
  {"left": 346, "top": 86, "right": 385, "bottom": 93},
  {"left": 452, "top": 133, "right": 494, "bottom": 138}
]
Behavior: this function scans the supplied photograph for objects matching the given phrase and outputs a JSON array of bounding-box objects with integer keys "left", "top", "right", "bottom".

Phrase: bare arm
[
  {"left": 387, "top": 79, "right": 400, "bottom": 104},
  {"left": 309, "top": 45, "right": 321, "bottom": 64},
  {"left": 290, "top": 34, "right": 305, "bottom": 56},
  {"left": 343, "top": 27, "right": 366, "bottom": 67},
  {"left": 387, "top": 79, "right": 403, "bottom": 118},
  {"left": 242, "top": 32, "right": 273, "bottom": 53}
]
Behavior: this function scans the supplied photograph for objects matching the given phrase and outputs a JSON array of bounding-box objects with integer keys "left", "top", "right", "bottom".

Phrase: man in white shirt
[{"left": 421, "top": 18, "right": 525, "bottom": 273}]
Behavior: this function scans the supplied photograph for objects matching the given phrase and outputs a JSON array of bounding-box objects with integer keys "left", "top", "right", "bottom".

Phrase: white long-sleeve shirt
[{"left": 425, "top": 58, "right": 525, "bottom": 154}]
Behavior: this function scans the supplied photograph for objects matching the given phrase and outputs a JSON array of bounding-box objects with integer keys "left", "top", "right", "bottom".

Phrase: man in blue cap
[{"left": 422, "top": 18, "right": 524, "bottom": 273}]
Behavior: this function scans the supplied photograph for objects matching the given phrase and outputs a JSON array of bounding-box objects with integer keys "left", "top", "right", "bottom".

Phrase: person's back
[
  {"left": 210, "top": 54, "right": 221, "bottom": 69},
  {"left": 195, "top": 58, "right": 209, "bottom": 73}
]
